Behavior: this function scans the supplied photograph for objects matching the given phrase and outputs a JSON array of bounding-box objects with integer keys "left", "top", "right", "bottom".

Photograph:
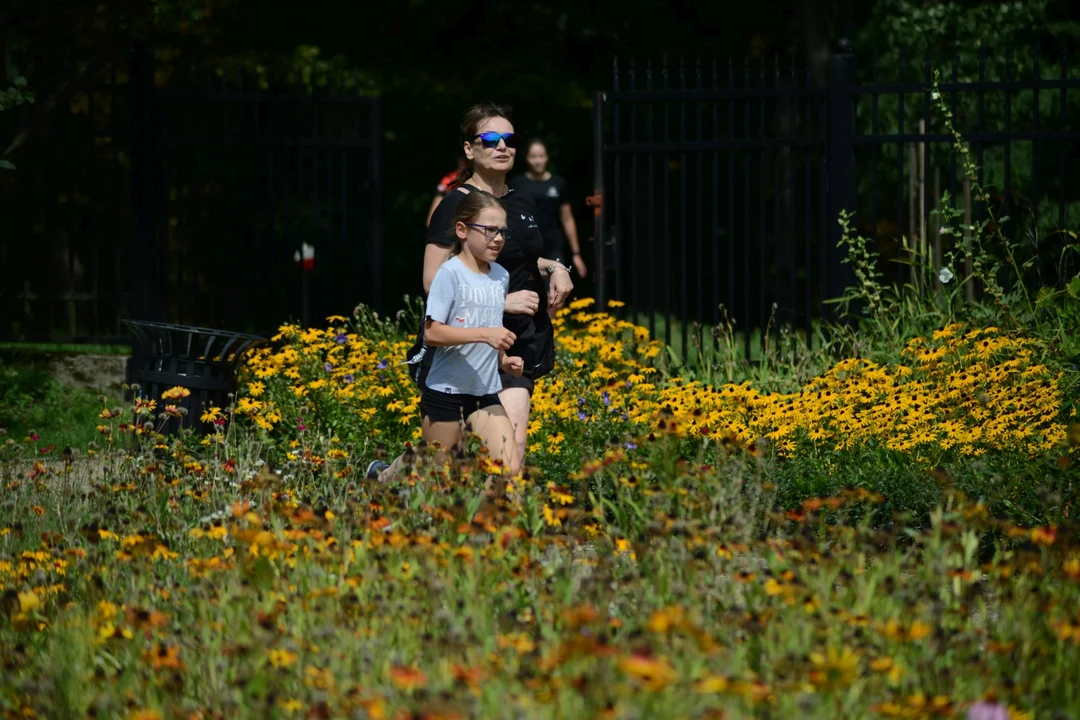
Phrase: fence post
[
  {"left": 370, "top": 98, "right": 383, "bottom": 314},
  {"left": 825, "top": 39, "right": 857, "bottom": 319},
  {"left": 128, "top": 36, "right": 162, "bottom": 322},
  {"left": 590, "top": 90, "right": 606, "bottom": 309}
]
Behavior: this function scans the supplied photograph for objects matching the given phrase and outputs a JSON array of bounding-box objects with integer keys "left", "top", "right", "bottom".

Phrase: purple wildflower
[
  {"left": 378, "top": 359, "right": 389, "bottom": 370},
  {"left": 602, "top": 391, "right": 611, "bottom": 406},
  {"left": 577, "top": 396, "right": 585, "bottom": 407},
  {"left": 324, "top": 363, "right": 333, "bottom": 372},
  {"left": 343, "top": 374, "right": 354, "bottom": 384},
  {"left": 966, "top": 703, "right": 1008, "bottom": 720},
  {"left": 626, "top": 442, "right": 637, "bottom": 450},
  {"left": 577, "top": 410, "right": 587, "bottom": 421},
  {"left": 334, "top": 333, "right": 348, "bottom": 344}
]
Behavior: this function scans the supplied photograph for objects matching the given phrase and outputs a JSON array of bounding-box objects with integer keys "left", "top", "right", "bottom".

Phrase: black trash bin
[{"left": 124, "top": 320, "right": 268, "bottom": 436}]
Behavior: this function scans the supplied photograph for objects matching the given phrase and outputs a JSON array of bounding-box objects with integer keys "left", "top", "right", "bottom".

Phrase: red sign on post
[{"left": 293, "top": 242, "right": 315, "bottom": 271}]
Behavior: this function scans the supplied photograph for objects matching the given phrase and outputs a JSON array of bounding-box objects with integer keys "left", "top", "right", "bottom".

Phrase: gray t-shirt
[{"left": 425, "top": 256, "right": 510, "bottom": 396}]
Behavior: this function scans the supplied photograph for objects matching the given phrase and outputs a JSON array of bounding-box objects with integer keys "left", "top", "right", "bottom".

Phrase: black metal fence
[
  {"left": 1, "top": 41, "right": 382, "bottom": 343},
  {"left": 591, "top": 41, "right": 1080, "bottom": 359}
]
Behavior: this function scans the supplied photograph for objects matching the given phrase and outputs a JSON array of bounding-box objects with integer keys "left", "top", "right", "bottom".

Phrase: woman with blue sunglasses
[{"left": 370, "top": 103, "right": 573, "bottom": 483}]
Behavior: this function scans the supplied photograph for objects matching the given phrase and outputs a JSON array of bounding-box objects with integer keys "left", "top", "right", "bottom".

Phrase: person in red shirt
[{"left": 426, "top": 157, "right": 469, "bottom": 227}]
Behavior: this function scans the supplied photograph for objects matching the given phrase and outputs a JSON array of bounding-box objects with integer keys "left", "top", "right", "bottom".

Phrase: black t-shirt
[
  {"left": 426, "top": 185, "right": 554, "bottom": 378},
  {"left": 508, "top": 174, "right": 570, "bottom": 259}
]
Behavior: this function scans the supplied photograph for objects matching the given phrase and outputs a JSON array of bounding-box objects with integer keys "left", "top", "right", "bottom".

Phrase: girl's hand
[
  {"left": 482, "top": 327, "right": 517, "bottom": 351},
  {"left": 572, "top": 253, "right": 588, "bottom": 278},
  {"left": 505, "top": 290, "right": 540, "bottom": 316},
  {"left": 548, "top": 266, "right": 574, "bottom": 310},
  {"left": 500, "top": 355, "right": 525, "bottom": 377}
]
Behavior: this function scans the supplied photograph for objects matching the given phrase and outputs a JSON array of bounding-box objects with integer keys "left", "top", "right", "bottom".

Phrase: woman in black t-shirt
[
  {"left": 418, "top": 104, "right": 573, "bottom": 474},
  {"left": 509, "top": 139, "right": 587, "bottom": 282}
]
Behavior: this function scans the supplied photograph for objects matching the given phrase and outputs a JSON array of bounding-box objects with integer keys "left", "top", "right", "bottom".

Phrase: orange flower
[
  {"left": 161, "top": 386, "right": 191, "bottom": 400},
  {"left": 618, "top": 653, "right": 678, "bottom": 691},
  {"left": 145, "top": 643, "right": 185, "bottom": 671},
  {"left": 1031, "top": 525, "right": 1058, "bottom": 546},
  {"left": 389, "top": 665, "right": 427, "bottom": 691},
  {"left": 646, "top": 606, "right": 687, "bottom": 634},
  {"left": 562, "top": 604, "right": 600, "bottom": 628},
  {"left": 451, "top": 664, "right": 484, "bottom": 691}
]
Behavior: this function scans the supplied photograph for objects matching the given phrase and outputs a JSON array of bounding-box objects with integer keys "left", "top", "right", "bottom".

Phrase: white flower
[{"left": 938, "top": 267, "right": 955, "bottom": 284}]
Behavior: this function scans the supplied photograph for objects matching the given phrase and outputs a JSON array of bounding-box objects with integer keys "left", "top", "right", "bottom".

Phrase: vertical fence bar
[
  {"left": 949, "top": 50, "right": 958, "bottom": 290},
  {"left": 339, "top": 102, "right": 348, "bottom": 325},
  {"left": 111, "top": 61, "right": 123, "bottom": 336},
  {"left": 977, "top": 47, "right": 986, "bottom": 213},
  {"left": 1031, "top": 42, "right": 1041, "bottom": 285},
  {"left": 922, "top": 51, "right": 932, "bottom": 283},
  {"left": 679, "top": 56, "right": 688, "bottom": 361},
  {"left": 646, "top": 56, "right": 656, "bottom": 339},
  {"left": 613, "top": 57, "right": 623, "bottom": 306},
  {"left": 267, "top": 90, "right": 279, "bottom": 323},
  {"left": 310, "top": 97, "right": 322, "bottom": 318},
  {"left": 721, "top": 56, "right": 731, "bottom": 330},
  {"left": 788, "top": 55, "right": 798, "bottom": 338},
  {"left": 593, "top": 89, "right": 606, "bottom": 309},
  {"left": 662, "top": 56, "right": 672, "bottom": 349},
  {"left": 209, "top": 69, "right": 221, "bottom": 326},
  {"left": 803, "top": 64, "right": 813, "bottom": 346},
  {"left": 694, "top": 56, "right": 704, "bottom": 348},
  {"left": 128, "top": 36, "right": 161, "bottom": 323},
  {"left": 324, "top": 102, "right": 335, "bottom": 313},
  {"left": 897, "top": 47, "right": 906, "bottom": 288},
  {"left": 826, "top": 40, "right": 857, "bottom": 319},
  {"left": 630, "top": 58, "right": 640, "bottom": 329},
  {"left": 252, "top": 79, "right": 265, "bottom": 330},
  {"left": 1060, "top": 46, "right": 1068, "bottom": 277},
  {"left": 870, "top": 49, "right": 879, "bottom": 257},
  {"left": 771, "top": 55, "right": 782, "bottom": 333},
  {"left": 757, "top": 57, "right": 766, "bottom": 354},
  {"left": 1003, "top": 44, "right": 1013, "bottom": 224},
  {"left": 742, "top": 57, "right": 751, "bottom": 361},
  {"left": 370, "top": 98, "right": 383, "bottom": 314}
]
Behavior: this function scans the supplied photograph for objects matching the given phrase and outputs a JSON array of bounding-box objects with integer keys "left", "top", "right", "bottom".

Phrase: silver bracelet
[{"left": 547, "top": 261, "right": 572, "bottom": 277}]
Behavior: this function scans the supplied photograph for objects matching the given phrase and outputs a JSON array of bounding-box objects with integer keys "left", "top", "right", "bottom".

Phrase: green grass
[{"left": 0, "top": 356, "right": 122, "bottom": 447}]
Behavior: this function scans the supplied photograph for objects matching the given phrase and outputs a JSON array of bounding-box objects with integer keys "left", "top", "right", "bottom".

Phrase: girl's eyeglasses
[
  {"left": 472, "top": 132, "right": 517, "bottom": 149},
  {"left": 466, "top": 223, "right": 508, "bottom": 240}
]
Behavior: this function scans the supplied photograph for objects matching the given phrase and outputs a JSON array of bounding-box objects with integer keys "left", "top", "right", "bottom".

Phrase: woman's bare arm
[{"left": 423, "top": 244, "right": 451, "bottom": 294}]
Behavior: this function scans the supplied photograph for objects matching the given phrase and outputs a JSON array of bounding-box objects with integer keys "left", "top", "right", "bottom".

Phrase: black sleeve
[
  {"left": 507, "top": 175, "right": 523, "bottom": 190},
  {"left": 427, "top": 190, "right": 466, "bottom": 247}
]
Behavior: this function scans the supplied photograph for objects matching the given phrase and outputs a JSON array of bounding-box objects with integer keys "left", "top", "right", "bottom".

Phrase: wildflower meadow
[
  {"left": 2, "top": 280, "right": 1079, "bottom": 719},
  {"left": 3, "top": 104, "right": 1080, "bottom": 720}
]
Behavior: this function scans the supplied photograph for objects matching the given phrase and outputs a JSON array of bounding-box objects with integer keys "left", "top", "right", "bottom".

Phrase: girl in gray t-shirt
[{"left": 380, "top": 193, "right": 524, "bottom": 485}]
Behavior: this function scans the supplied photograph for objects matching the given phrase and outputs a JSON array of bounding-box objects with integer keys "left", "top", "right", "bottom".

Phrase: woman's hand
[
  {"left": 572, "top": 253, "right": 588, "bottom": 278},
  {"left": 481, "top": 327, "right": 517, "bottom": 351},
  {"left": 500, "top": 354, "right": 525, "bottom": 377},
  {"left": 505, "top": 290, "right": 540, "bottom": 316},
  {"left": 547, "top": 266, "right": 574, "bottom": 310}
]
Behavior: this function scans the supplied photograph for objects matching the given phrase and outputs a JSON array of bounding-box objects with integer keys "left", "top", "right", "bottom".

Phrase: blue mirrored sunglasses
[{"left": 472, "top": 132, "right": 518, "bottom": 149}]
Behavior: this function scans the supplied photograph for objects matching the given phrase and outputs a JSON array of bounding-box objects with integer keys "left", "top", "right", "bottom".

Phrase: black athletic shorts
[
  {"left": 420, "top": 388, "right": 502, "bottom": 423},
  {"left": 499, "top": 369, "right": 535, "bottom": 394}
]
